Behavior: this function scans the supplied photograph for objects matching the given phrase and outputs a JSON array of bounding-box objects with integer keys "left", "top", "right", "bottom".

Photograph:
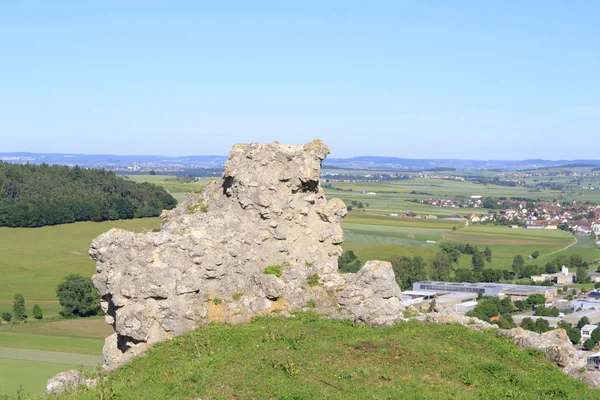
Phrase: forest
[{"left": 0, "top": 162, "right": 177, "bottom": 227}]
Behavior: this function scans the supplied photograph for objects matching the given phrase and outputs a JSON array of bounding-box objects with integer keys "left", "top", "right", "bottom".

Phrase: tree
[
  {"left": 339, "top": 250, "right": 362, "bottom": 273},
  {"left": 483, "top": 247, "right": 492, "bottom": 263},
  {"left": 471, "top": 252, "right": 485, "bottom": 272},
  {"left": 32, "top": 304, "right": 43, "bottom": 320},
  {"left": 430, "top": 253, "right": 453, "bottom": 281},
  {"left": 512, "top": 255, "right": 525, "bottom": 278},
  {"left": 577, "top": 317, "right": 590, "bottom": 329},
  {"left": 584, "top": 339, "right": 596, "bottom": 351},
  {"left": 591, "top": 327, "right": 600, "bottom": 344},
  {"left": 520, "top": 317, "right": 536, "bottom": 331},
  {"left": 531, "top": 250, "right": 540, "bottom": 259},
  {"left": 149, "top": 170, "right": 156, "bottom": 176},
  {"left": 56, "top": 275, "right": 101, "bottom": 317},
  {"left": 566, "top": 327, "right": 581, "bottom": 345},
  {"left": 534, "top": 318, "right": 551, "bottom": 333},
  {"left": 1, "top": 312, "right": 11, "bottom": 322},
  {"left": 12, "top": 293, "right": 26, "bottom": 321},
  {"left": 577, "top": 267, "right": 590, "bottom": 284},
  {"left": 390, "top": 256, "right": 427, "bottom": 290}
]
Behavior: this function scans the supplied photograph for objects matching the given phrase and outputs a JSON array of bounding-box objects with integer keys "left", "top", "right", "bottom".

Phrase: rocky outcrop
[
  {"left": 90, "top": 140, "right": 404, "bottom": 369},
  {"left": 45, "top": 370, "right": 96, "bottom": 395},
  {"left": 497, "top": 327, "right": 585, "bottom": 373}
]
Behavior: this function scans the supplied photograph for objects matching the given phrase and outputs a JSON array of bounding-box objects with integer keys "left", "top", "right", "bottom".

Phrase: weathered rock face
[
  {"left": 91, "top": 140, "right": 404, "bottom": 369},
  {"left": 497, "top": 327, "right": 585, "bottom": 373}
]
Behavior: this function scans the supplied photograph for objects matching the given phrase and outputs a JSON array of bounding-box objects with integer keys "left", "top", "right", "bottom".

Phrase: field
[
  {"left": 0, "top": 318, "right": 107, "bottom": 395},
  {"left": 46, "top": 314, "right": 598, "bottom": 400},
  {"left": 327, "top": 177, "right": 600, "bottom": 269},
  {"left": 0, "top": 219, "right": 158, "bottom": 396},
  {"left": 0, "top": 218, "right": 160, "bottom": 302},
  {"left": 123, "top": 175, "right": 208, "bottom": 203}
]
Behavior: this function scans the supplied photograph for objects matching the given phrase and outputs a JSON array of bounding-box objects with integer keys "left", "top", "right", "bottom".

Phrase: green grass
[
  {"left": 0, "top": 218, "right": 160, "bottom": 301},
  {"left": 0, "top": 318, "right": 108, "bottom": 355},
  {"left": 0, "top": 358, "right": 96, "bottom": 396},
  {"left": 45, "top": 314, "right": 598, "bottom": 400}
]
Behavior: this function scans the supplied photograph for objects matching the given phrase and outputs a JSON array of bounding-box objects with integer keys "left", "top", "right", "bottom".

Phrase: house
[
  {"left": 531, "top": 266, "right": 575, "bottom": 285},
  {"left": 588, "top": 272, "right": 600, "bottom": 283},
  {"left": 564, "top": 310, "right": 600, "bottom": 326},
  {"left": 581, "top": 325, "right": 599, "bottom": 342},
  {"left": 593, "top": 220, "right": 600, "bottom": 233},
  {"left": 587, "top": 352, "right": 600, "bottom": 369}
]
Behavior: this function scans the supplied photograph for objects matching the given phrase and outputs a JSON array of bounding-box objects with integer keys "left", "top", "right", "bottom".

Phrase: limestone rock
[
  {"left": 90, "top": 140, "right": 404, "bottom": 369},
  {"left": 497, "top": 327, "right": 584, "bottom": 372},
  {"left": 45, "top": 370, "right": 96, "bottom": 395}
]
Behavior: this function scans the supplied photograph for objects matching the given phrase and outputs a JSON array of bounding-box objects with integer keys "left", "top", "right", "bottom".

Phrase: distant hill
[
  {"left": 324, "top": 156, "right": 600, "bottom": 171},
  {"left": 0, "top": 162, "right": 177, "bottom": 227},
  {"left": 3, "top": 152, "right": 600, "bottom": 171}
]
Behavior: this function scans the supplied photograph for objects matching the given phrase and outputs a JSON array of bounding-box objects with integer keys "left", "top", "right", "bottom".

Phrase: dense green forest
[{"left": 0, "top": 162, "right": 177, "bottom": 227}]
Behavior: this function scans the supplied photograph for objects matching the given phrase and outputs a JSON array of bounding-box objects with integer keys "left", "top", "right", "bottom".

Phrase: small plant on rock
[
  {"left": 232, "top": 292, "right": 243, "bottom": 301},
  {"left": 307, "top": 274, "right": 321, "bottom": 287},
  {"left": 264, "top": 265, "right": 282, "bottom": 277}
]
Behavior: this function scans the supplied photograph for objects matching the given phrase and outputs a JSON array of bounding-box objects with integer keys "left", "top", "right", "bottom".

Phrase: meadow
[
  {"left": 0, "top": 219, "right": 157, "bottom": 396},
  {"left": 123, "top": 175, "right": 208, "bottom": 203},
  {"left": 0, "top": 318, "right": 107, "bottom": 395},
  {"left": 0, "top": 218, "right": 160, "bottom": 302}
]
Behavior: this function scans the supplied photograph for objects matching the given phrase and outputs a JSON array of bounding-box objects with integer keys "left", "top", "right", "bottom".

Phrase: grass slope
[{"left": 47, "top": 314, "right": 596, "bottom": 400}]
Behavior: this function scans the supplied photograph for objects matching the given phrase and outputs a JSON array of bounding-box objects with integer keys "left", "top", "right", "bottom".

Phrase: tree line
[{"left": 0, "top": 162, "right": 177, "bottom": 227}]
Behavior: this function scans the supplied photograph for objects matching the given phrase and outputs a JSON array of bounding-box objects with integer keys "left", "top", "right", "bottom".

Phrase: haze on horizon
[{"left": 0, "top": 1, "right": 598, "bottom": 160}]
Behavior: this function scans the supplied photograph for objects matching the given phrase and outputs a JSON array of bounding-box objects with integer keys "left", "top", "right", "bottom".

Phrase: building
[
  {"left": 572, "top": 299, "right": 600, "bottom": 311},
  {"left": 588, "top": 272, "right": 600, "bottom": 283},
  {"left": 531, "top": 266, "right": 575, "bottom": 285},
  {"left": 563, "top": 310, "right": 600, "bottom": 327},
  {"left": 421, "top": 292, "right": 478, "bottom": 312},
  {"left": 581, "top": 325, "right": 599, "bottom": 343},
  {"left": 587, "top": 352, "right": 600, "bottom": 370},
  {"left": 412, "top": 281, "right": 556, "bottom": 300}
]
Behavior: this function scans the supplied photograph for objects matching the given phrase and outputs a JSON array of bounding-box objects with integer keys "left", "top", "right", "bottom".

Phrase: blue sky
[{"left": 0, "top": 1, "right": 598, "bottom": 159}]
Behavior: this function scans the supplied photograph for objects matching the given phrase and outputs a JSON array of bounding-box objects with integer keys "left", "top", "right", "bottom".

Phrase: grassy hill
[{"left": 40, "top": 314, "right": 597, "bottom": 400}]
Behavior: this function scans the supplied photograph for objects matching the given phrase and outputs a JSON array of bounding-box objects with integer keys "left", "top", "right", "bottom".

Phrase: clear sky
[{"left": 0, "top": 1, "right": 598, "bottom": 159}]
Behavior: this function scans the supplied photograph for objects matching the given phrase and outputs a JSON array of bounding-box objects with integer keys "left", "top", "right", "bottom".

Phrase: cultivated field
[
  {"left": 0, "top": 219, "right": 158, "bottom": 395},
  {"left": 0, "top": 218, "right": 160, "bottom": 302},
  {"left": 123, "top": 175, "right": 208, "bottom": 203},
  {"left": 0, "top": 319, "right": 107, "bottom": 395}
]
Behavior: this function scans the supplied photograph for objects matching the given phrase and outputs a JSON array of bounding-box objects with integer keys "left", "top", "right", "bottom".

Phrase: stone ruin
[{"left": 90, "top": 140, "right": 404, "bottom": 369}]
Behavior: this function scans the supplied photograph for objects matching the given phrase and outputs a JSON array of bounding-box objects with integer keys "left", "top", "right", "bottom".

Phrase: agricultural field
[
  {"left": 0, "top": 218, "right": 160, "bottom": 302},
  {"left": 0, "top": 319, "right": 107, "bottom": 395},
  {"left": 325, "top": 177, "right": 600, "bottom": 269},
  {"left": 0, "top": 218, "right": 160, "bottom": 396},
  {"left": 123, "top": 175, "right": 208, "bottom": 203}
]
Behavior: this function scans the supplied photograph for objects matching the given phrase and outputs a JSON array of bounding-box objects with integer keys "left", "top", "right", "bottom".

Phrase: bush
[
  {"left": 264, "top": 265, "right": 282, "bottom": 277},
  {"left": 56, "top": 274, "right": 101, "bottom": 317},
  {"left": 1, "top": 312, "right": 12, "bottom": 322},
  {"left": 32, "top": 304, "right": 43, "bottom": 320}
]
